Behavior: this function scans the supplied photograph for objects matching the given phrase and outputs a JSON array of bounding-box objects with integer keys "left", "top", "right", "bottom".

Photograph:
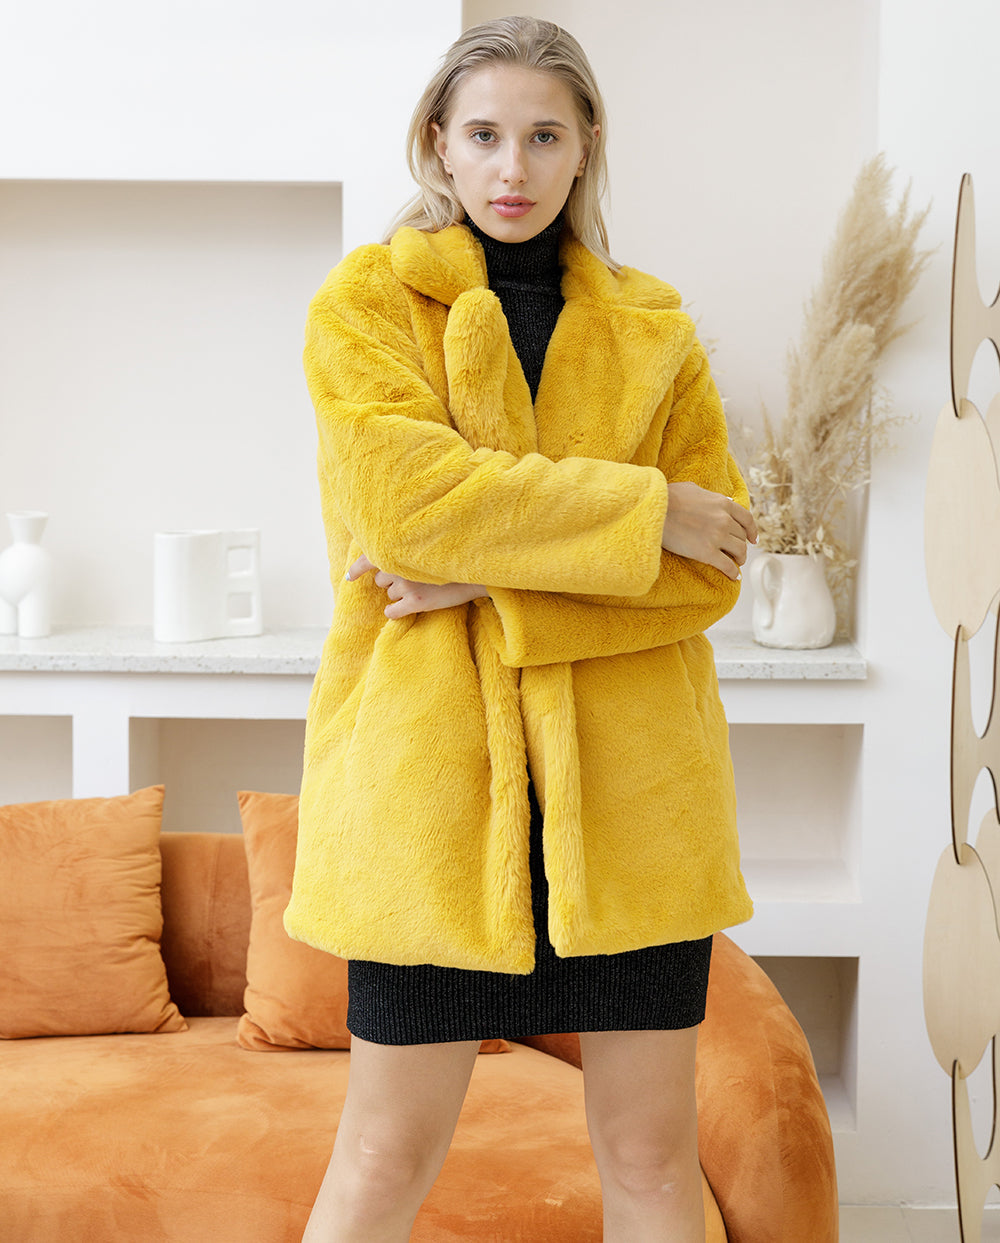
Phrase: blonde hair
[{"left": 384, "top": 16, "right": 617, "bottom": 269}]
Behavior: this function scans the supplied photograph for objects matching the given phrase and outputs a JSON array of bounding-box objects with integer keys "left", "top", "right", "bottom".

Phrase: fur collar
[
  {"left": 389, "top": 222, "right": 687, "bottom": 313},
  {"left": 391, "top": 224, "right": 698, "bottom": 465}
]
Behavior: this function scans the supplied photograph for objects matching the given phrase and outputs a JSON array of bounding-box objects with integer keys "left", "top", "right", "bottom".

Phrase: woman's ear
[
  {"left": 577, "top": 123, "right": 600, "bottom": 177},
  {"left": 431, "top": 122, "right": 453, "bottom": 176}
]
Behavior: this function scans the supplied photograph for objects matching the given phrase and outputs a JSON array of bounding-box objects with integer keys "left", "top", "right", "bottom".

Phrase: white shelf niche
[
  {"left": 754, "top": 954, "right": 860, "bottom": 1133},
  {"left": 0, "top": 716, "right": 73, "bottom": 804},
  {"left": 731, "top": 722, "right": 863, "bottom": 905},
  {"left": 130, "top": 717, "right": 306, "bottom": 835}
]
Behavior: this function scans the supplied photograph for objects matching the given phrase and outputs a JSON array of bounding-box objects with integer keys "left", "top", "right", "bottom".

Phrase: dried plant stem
[{"left": 733, "top": 154, "right": 931, "bottom": 631}]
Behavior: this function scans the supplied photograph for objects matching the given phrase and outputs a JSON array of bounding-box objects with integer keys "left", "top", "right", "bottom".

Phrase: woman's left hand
[{"left": 347, "top": 554, "right": 489, "bottom": 619}]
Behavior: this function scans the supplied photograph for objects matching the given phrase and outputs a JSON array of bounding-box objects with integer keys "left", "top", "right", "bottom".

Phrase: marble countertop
[{"left": 0, "top": 626, "right": 867, "bottom": 680}]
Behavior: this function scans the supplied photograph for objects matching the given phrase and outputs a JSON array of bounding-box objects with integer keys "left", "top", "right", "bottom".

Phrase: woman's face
[{"left": 432, "top": 64, "right": 596, "bottom": 244}]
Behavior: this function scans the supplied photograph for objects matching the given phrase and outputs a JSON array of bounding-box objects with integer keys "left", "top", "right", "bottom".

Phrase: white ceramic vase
[
  {"left": 0, "top": 511, "right": 53, "bottom": 638},
  {"left": 749, "top": 551, "right": 836, "bottom": 649}
]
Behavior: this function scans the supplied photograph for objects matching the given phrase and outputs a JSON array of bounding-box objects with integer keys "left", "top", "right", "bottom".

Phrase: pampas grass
[{"left": 735, "top": 154, "right": 931, "bottom": 626}]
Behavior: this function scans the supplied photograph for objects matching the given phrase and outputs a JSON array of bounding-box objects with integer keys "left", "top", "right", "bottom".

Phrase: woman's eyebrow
[{"left": 461, "top": 118, "right": 570, "bottom": 129}]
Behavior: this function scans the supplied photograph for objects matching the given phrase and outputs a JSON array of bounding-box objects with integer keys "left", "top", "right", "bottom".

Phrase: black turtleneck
[{"left": 465, "top": 214, "right": 565, "bottom": 402}]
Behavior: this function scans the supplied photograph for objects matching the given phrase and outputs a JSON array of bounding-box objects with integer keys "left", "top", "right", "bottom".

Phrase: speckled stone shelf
[
  {"left": 710, "top": 629, "right": 866, "bottom": 680},
  {"left": 0, "top": 626, "right": 328, "bottom": 675},
  {"left": 0, "top": 625, "right": 866, "bottom": 680}
]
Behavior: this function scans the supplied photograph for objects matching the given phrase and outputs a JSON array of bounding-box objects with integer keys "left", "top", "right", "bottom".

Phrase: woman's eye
[
  {"left": 533, "top": 131, "right": 557, "bottom": 145},
  {"left": 470, "top": 130, "right": 495, "bottom": 144}
]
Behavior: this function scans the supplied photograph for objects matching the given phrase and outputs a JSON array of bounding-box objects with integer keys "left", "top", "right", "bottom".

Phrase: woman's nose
[{"left": 500, "top": 143, "right": 527, "bottom": 186}]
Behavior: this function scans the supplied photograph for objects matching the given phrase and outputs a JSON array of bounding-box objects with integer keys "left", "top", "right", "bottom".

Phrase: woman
[{"left": 286, "top": 16, "right": 756, "bottom": 1242}]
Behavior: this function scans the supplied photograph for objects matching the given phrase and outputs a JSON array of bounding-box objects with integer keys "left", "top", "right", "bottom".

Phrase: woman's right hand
[
  {"left": 347, "top": 554, "right": 488, "bottom": 619},
  {"left": 661, "top": 481, "right": 758, "bottom": 580}
]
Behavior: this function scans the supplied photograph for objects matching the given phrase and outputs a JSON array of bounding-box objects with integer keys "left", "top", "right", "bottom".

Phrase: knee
[
  {"left": 593, "top": 1131, "right": 699, "bottom": 1201},
  {"left": 339, "top": 1129, "right": 443, "bottom": 1207}
]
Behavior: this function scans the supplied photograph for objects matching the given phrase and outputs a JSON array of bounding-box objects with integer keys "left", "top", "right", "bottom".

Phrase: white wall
[
  {"left": 0, "top": 180, "right": 340, "bottom": 627},
  {"left": 0, "top": 1, "right": 462, "bottom": 629},
  {"left": 0, "top": 0, "right": 458, "bottom": 248}
]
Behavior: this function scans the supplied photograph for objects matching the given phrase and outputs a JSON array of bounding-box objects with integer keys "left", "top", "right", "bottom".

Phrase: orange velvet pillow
[
  {"left": 0, "top": 786, "right": 186, "bottom": 1038},
  {"left": 236, "top": 790, "right": 352, "bottom": 1051},
  {"left": 236, "top": 791, "right": 508, "bottom": 1054}
]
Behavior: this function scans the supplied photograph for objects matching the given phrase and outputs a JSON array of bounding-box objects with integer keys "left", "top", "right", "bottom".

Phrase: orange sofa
[{"left": 2, "top": 822, "right": 837, "bottom": 1242}]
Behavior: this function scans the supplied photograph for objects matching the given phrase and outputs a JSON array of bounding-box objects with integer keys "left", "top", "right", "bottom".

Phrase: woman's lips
[{"left": 491, "top": 198, "right": 535, "bottom": 218}]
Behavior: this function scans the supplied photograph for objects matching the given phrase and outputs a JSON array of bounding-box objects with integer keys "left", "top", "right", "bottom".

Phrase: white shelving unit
[
  {"left": 0, "top": 623, "right": 868, "bottom": 1135},
  {"left": 0, "top": 628, "right": 320, "bottom": 805},
  {"left": 714, "top": 633, "right": 866, "bottom": 1135}
]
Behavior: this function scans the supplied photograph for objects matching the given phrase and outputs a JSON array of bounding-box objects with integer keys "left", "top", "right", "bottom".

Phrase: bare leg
[
  {"left": 579, "top": 1027, "right": 705, "bottom": 1243},
  {"left": 302, "top": 1035, "right": 480, "bottom": 1243}
]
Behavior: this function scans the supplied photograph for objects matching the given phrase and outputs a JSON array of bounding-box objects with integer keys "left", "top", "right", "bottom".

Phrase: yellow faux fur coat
[{"left": 284, "top": 222, "right": 753, "bottom": 973}]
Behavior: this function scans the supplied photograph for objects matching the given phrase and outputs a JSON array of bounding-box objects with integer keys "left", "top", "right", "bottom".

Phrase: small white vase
[
  {"left": 749, "top": 551, "right": 836, "bottom": 649},
  {"left": 0, "top": 511, "right": 53, "bottom": 638}
]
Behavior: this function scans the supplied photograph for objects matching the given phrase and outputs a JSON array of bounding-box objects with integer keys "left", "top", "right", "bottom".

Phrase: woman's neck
[{"left": 463, "top": 214, "right": 564, "bottom": 282}]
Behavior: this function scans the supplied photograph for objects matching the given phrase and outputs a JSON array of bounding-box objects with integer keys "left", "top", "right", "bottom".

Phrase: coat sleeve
[
  {"left": 305, "top": 247, "right": 668, "bottom": 597},
  {"left": 479, "top": 341, "right": 748, "bottom": 666}
]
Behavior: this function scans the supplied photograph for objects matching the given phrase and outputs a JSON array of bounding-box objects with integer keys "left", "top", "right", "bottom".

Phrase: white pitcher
[
  {"left": 749, "top": 552, "right": 836, "bottom": 649},
  {"left": 154, "top": 529, "right": 262, "bottom": 643}
]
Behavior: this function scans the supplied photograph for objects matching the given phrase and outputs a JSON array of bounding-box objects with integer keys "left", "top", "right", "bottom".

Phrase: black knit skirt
[{"left": 347, "top": 785, "right": 713, "bottom": 1044}]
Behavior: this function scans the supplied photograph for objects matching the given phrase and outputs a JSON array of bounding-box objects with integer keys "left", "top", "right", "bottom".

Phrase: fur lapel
[
  {"left": 390, "top": 224, "right": 487, "bottom": 307},
  {"left": 390, "top": 224, "right": 697, "bottom": 464},
  {"left": 535, "top": 239, "right": 696, "bottom": 463},
  {"left": 442, "top": 286, "right": 538, "bottom": 457}
]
